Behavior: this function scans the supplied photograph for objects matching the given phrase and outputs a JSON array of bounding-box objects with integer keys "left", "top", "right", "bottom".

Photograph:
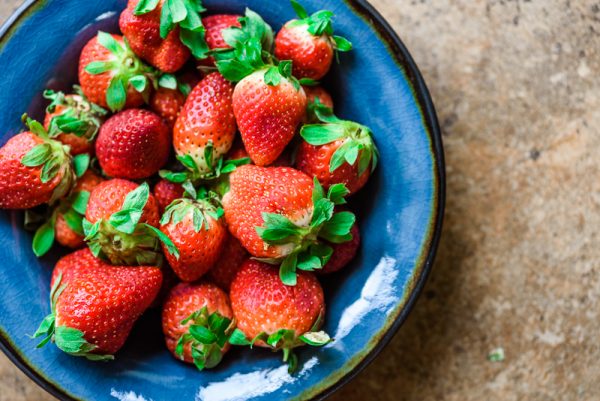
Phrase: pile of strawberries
[{"left": 0, "top": 0, "right": 378, "bottom": 373}]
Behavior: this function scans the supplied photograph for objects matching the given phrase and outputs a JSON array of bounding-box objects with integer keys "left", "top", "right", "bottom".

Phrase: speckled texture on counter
[{"left": 1, "top": 0, "right": 599, "bottom": 400}]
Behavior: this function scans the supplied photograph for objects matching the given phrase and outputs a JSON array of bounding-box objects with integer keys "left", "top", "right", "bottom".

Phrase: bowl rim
[{"left": 0, "top": 0, "right": 445, "bottom": 400}]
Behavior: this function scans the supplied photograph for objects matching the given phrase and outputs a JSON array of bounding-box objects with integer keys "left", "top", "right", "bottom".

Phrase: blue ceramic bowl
[{"left": 0, "top": 1, "right": 444, "bottom": 400}]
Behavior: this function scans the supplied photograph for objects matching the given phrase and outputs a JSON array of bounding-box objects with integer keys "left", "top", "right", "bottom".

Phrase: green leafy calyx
[
  {"left": 175, "top": 306, "right": 234, "bottom": 371},
  {"left": 255, "top": 178, "right": 354, "bottom": 286},
  {"left": 85, "top": 32, "right": 157, "bottom": 112},
  {"left": 288, "top": 0, "right": 352, "bottom": 52},
  {"left": 83, "top": 182, "right": 179, "bottom": 265},
  {"left": 134, "top": 0, "right": 210, "bottom": 59},
  {"left": 301, "top": 101, "right": 379, "bottom": 175}
]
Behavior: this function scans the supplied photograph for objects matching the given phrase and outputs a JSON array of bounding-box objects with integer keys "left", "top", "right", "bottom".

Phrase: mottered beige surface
[{"left": 1, "top": 0, "right": 599, "bottom": 400}]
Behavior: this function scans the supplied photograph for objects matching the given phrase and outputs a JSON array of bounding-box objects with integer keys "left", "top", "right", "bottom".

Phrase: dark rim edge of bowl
[{"left": 0, "top": 1, "right": 445, "bottom": 400}]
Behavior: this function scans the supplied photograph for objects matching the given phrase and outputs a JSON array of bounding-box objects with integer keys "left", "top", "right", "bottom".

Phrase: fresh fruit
[
  {"left": 124, "top": 0, "right": 210, "bottom": 69},
  {"left": 43, "top": 88, "right": 108, "bottom": 155},
  {"left": 208, "top": 234, "right": 248, "bottom": 291},
  {"left": 320, "top": 220, "right": 359, "bottom": 274},
  {"left": 96, "top": 109, "right": 171, "bottom": 180},
  {"left": 162, "top": 282, "right": 234, "bottom": 370},
  {"left": 171, "top": 73, "right": 236, "bottom": 176},
  {"left": 79, "top": 32, "right": 156, "bottom": 112},
  {"left": 153, "top": 179, "right": 184, "bottom": 213},
  {"left": 0, "top": 118, "right": 76, "bottom": 210},
  {"left": 228, "top": 260, "right": 330, "bottom": 372},
  {"left": 296, "top": 103, "right": 378, "bottom": 195},
  {"left": 274, "top": 0, "right": 352, "bottom": 80},
  {"left": 32, "top": 249, "right": 162, "bottom": 358},
  {"left": 83, "top": 179, "right": 178, "bottom": 265},
  {"left": 150, "top": 86, "right": 186, "bottom": 129},
  {"left": 33, "top": 170, "right": 105, "bottom": 256},
  {"left": 160, "top": 185, "right": 227, "bottom": 282},
  {"left": 198, "top": 14, "right": 242, "bottom": 67},
  {"left": 215, "top": 9, "right": 307, "bottom": 166},
  {"left": 120, "top": 0, "right": 192, "bottom": 73},
  {"left": 303, "top": 86, "right": 333, "bottom": 123},
  {"left": 222, "top": 165, "right": 355, "bottom": 285}
]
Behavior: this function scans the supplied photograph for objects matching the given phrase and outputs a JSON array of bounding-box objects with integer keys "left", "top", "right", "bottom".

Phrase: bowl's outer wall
[{"left": 0, "top": 1, "right": 442, "bottom": 400}]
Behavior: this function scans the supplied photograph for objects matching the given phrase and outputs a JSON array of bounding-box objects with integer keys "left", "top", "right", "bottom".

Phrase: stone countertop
[{"left": 1, "top": 0, "right": 599, "bottom": 400}]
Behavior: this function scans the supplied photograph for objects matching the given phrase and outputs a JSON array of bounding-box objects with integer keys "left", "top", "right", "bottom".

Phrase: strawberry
[
  {"left": 150, "top": 87, "right": 186, "bottom": 129},
  {"left": 296, "top": 103, "right": 378, "bottom": 195},
  {"left": 198, "top": 14, "right": 242, "bottom": 67},
  {"left": 208, "top": 234, "right": 248, "bottom": 291},
  {"left": 122, "top": 0, "right": 210, "bottom": 72},
  {"left": 43, "top": 88, "right": 108, "bottom": 155},
  {"left": 303, "top": 85, "right": 333, "bottom": 123},
  {"left": 162, "top": 282, "right": 234, "bottom": 370},
  {"left": 222, "top": 165, "right": 356, "bottom": 285},
  {"left": 0, "top": 117, "right": 76, "bottom": 210},
  {"left": 160, "top": 185, "right": 227, "bottom": 282},
  {"left": 79, "top": 32, "right": 157, "bottom": 112},
  {"left": 228, "top": 260, "right": 330, "bottom": 372},
  {"left": 153, "top": 179, "right": 184, "bottom": 213},
  {"left": 171, "top": 73, "right": 236, "bottom": 178},
  {"left": 33, "top": 170, "right": 105, "bottom": 256},
  {"left": 32, "top": 249, "right": 162, "bottom": 359},
  {"left": 96, "top": 109, "right": 171, "bottom": 180},
  {"left": 274, "top": 1, "right": 352, "bottom": 80},
  {"left": 214, "top": 10, "right": 307, "bottom": 166},
  {"left": 84, "top": 179, "right": 178, "bottom": 266},
  {"left": 320, "top": 220, "right": 360, "bottom": 274}
]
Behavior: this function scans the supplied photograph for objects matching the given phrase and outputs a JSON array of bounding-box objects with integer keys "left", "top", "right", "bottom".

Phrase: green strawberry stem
[
  {"left": 214, "top": 9, "right": 303, "bottom": 90},
  {"left": 134, "top": 0, "right": 210, "bottom": 59},
  {"left": 254, "top": 178, "right": 354, "bottom": 285},
  {"left": 175, "top": 306, "right": 234, "bottom": 371},
  {"left": 228, "top": 324, "right": 332, "bottom": 374},
  {"left": 160, "top": 184, "right": 224, "bottom": 231},
  {"left": 83, "top": 183, "right": 179, "bottom": 266},
  {"left": 31, "top": 273, "right": 114, "bottom": 361},
  {"left": 288, "top": 0, "right": 352, "bottom": 53},
  {"left": 301, "top": 100, "right": 379, "bottom": 175},
  {"left": 20, "top": 115, "right": 77, "bottom": 205},
  {"left": 160, "top": 140, "right": 251, "bottom": 185},
  {"left": 43, "top": 88, "right": 107, "bottom": 141},
  {"left": 84, "top": 32, "right": 158, "bottom": 112}
]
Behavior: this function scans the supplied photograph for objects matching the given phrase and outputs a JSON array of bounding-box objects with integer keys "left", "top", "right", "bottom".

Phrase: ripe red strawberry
[
  {"left": 162, "top": 282, "right": 234, "bottom": 370},
  {"left": 222, "top": 165, "right": 355, "bottom": 285},
  {"left": 0, "top": 118, "right": 75, "bottom": 210},
  {"left": 160, "top": 187, "right": 227, "bottom": 282},
  {"left": 150, "top": 87, "right": 186, "bottom": 129},
  {"left": 232, "top": 70, "right": 306, "bottom": 166},
  {"left": 296, "top": 104, "right": 378, "bottom": 195},
  {"left": 214, "top": 10, "right": 307, "bottom": 166},
  {"left": 172, "top": 73, "right": 236, "bottom": 176},
  {"left": 320, "top": 221, "right": 360, "bottom": 274},
  {"left": 153, "top": 179, "right": 184, "bottom": 213},
  {"left": 78, "top": 32, "right": 156, "bottom": 112},
  {"left": 84, "top": 179, "right": 178, "bottom": 265},
  {"left": 198, "top": 14, "right": 242, "bottom": 67},
  {"left": 120, "top": 0, "right": 189, "bottom": 73},
  {"left": 274, "top": 1, "right": 352, "bottom": 80},
  {"left": 33, "top": 249, "right": 162, "bottom": 359},
  {"left": 228, "top": 260, "right": 330, "bottom": 371},
  {"left": 43, "top": 89, "right": 107, "bottom": 155},
  {"left": 96, "top": 109, "right": 171, "bottom": 180},
  {"left": 208, "top": 235, "right": 248, "bottom": 291},
  {"left": 121, "top": 0, "right": 210, "bottom": 72}
]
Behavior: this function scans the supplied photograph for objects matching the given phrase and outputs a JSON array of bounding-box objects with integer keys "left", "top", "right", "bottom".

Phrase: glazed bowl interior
[{"left": 0, "top": 0, "right": 443, "bottom": 400}]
